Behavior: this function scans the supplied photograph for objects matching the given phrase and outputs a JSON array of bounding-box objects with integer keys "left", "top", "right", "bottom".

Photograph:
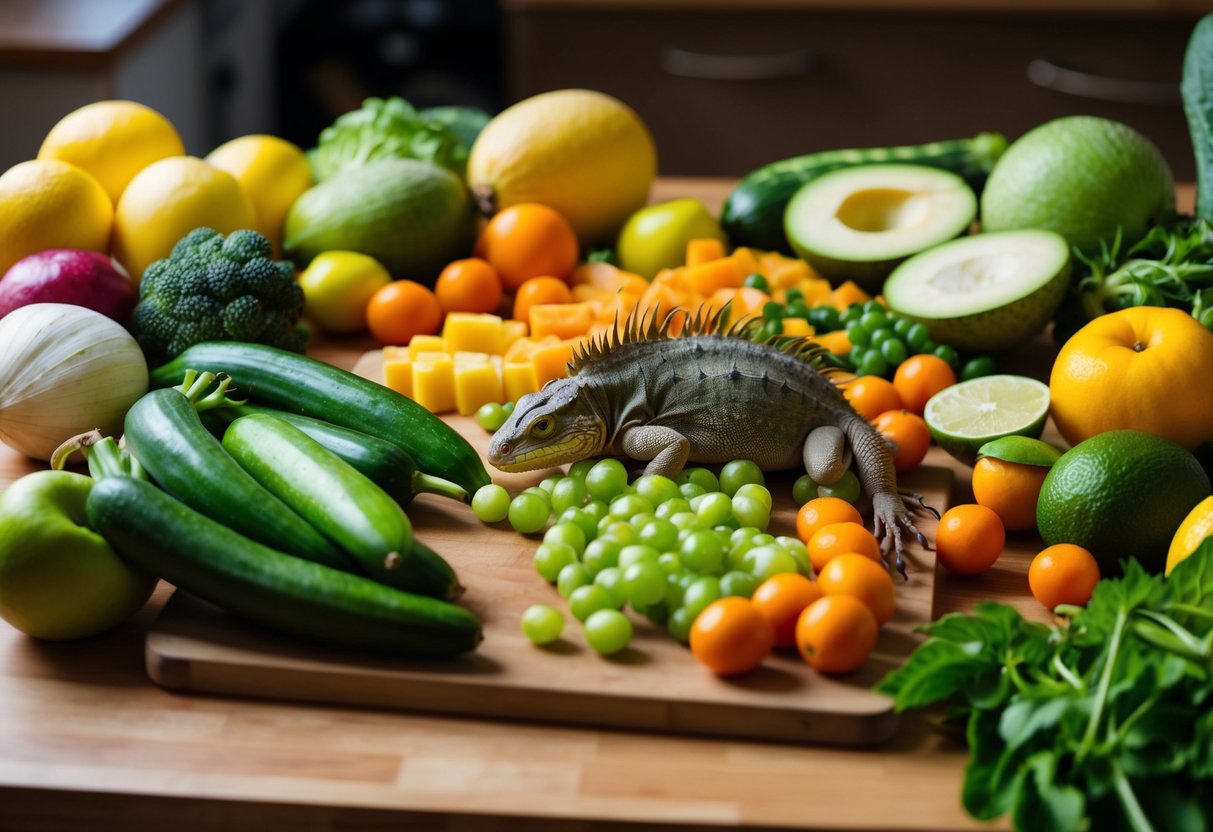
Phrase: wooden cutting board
[{"left": 145, "top": 351, "right": 950, "bottom": 747}]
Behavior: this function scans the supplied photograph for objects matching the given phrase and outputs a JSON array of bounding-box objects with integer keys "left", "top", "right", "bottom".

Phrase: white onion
[{"left": 0, "top": 303, "right": 148, "bottom": 460}]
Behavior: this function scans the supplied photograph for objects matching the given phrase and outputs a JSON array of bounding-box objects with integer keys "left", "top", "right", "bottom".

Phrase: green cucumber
[
  {"left": 223, "top": 413, "right": 415, "bottom": 586},
  {"left": 1183, "top": 14, "right": 1213, "bottom": 222},
  {"left": 149, "top": 342, "right": 491, "bottom": 493},
  {"left": 86, "top": 477, "right": 481, "bottom": 656},
  {"left": 207, "top": 404, "right": 468, "bottom": 505},
  {"left": 123, "top": 388, "right": 348, "bottom": 571},
  {"left": 721, "top": 132, "right": 1007, "bottom": 254}
]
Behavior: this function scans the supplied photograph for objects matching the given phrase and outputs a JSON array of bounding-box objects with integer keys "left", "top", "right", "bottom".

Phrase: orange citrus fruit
[
  {"left": 893, "top": 354, "right": 957, "bottom": 415},
  {"left": 435, "top": 257, "right": 504, "bottom": 314},
  {"left": 795, "top": 595, "right": 878, "bottom": 674},
  {"left": 1028, "top": 543, "right": 1101, "bottom": 611},
  {"left": 807, "top": 521, "right": 882, "bottom": 573},
  {"left": 750, "top": 573, "right": 823, "bottom": 647},
  {"left": 476, "top": 203, "right": 579, "bottom": 291},
  {"left": 936, "top": 504, "right": 1005, "bottom": 575},
  {"left": 872, "top": 409, "right": 931, "bottom": 473},
  {"left": 816, "top": 553, "right": 896, "bottom": 626},
  {"left": 971, "top": 456, "right": 1049, "bottom": 532},
  {"left": 844, "top": 375, "right": 902, "bottom": 421},
  {"left": 795, "top": 497, "right": 863, "bottom": 543},
  {"left": 689, "top": 597, "right": 774, "bottom": 676},
  {"left": 366, "top": 280, "right": 443, "bottom": 345},
  {"left": 512, "top": 275, "right": 574, "bottom": 323},
  {"left": 1050, "top": 306, "right": 1213, "bottom": 451}
]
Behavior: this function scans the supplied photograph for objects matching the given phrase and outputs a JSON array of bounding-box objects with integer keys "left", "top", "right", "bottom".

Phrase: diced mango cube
[
  {"left": 685, "top": 238, "right": 726, "bottom": 267},
  {"left": 504, "top": 361, "right": 539, "bottom": 401},
  {"left": 781, "top": 318, "right": 814, "bottom": 337},
  {"left": 443, "top": 312, "right": 505, "bottom": 355},
  {"left": 730, "top": 247, "right": 760, "bottom": 277},
  {"left": 768, "top": 259, "right": 813, "bottom": 290},
  {"left": 501, "top": 319, "right": 527, "bottom": 351},
  {"left": 504, "top": 334, "right": 560, "bottom": 364},
  {"left": 407, "top": 335, "right": 447, "bottom": 362},
  {"left": 530, "top": 301, "right": 594, "bottom": 340},
  {"left": 828, "top": 280, "right": 872, "bottom": 312},
  {"left": 532, "top": 338, "right": 579, "bottom": 387},
  {"left": 684, "top": 257, "right": 744, "bottom": 296},
  {"left": 454, "top": 359, "right": 503, "bottom": 416},
  {"left": 810, "top": 329, "right": 852, "bottom": 356},
  {"left": 412, "top": 353, "right": 455, "bottom": 413},
  {"left": 382, "top": 347, "right": 412, "bottom": 397}
]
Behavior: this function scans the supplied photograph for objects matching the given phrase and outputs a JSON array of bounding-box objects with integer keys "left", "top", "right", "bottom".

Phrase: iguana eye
[{"left": 532, "top": 417, "right": 555, "bottom": 438}]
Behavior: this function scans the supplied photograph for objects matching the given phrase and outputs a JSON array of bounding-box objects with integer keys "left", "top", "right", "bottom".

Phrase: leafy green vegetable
[
  {"left": 877, "top": 540, "right": 1213, "bottom": 832},
  {"left": 308, "top": 97, "right": 468, "bottom": 182}
]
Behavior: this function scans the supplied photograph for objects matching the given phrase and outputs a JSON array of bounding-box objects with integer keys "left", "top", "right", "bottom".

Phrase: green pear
[
  {"left": 617, "top": 198, "right": 727, "bottom": 278},
  {"left": 0, "top": 471, "right": 156, "bottom": 640}
]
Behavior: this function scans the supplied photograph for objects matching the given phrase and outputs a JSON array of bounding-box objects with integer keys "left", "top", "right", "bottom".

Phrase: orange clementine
[
  {"left": 434, "top": 258, "right": 504, "bottom": 314},
  {"left": 476, "top": 203, "right": 579, "bottom": 291},
  {"left": 807, "top": 522, "right": 882, "bottom": 573},
  {"left": 1050, "top": 306, "right": 1213, "bottom": 451},
  {"left": 935, "top": 504, "right": 1005, "bottom": 575},
  {"left": 871, "top": 409, "right": 930, "bottom": 473},
  {"left": 816, "top": 553, "right": 896, "bottom": 626},
  {"left": 795, "top": 595, "right": 878, "bottom": 674},
  {"left": 751, "top": 573, "right": 823, "bottom": 647},
  {"left": 795, "top": 497, "right": 863, "bottom": 543},
  {"left": 365, "top": 280, "right": 443, "bottom": 345},
  {"left": 689, "top": 597, "right": 774, "bottom": 676},
  {"left": 512, "top": 275, "right": 574, "bottom": 323},
  {"left": 971, "top": 456, "right": 1050, "bottom": 531},
  {"left": 893, "top": 354, "right": 957, "bottom": 415},
  {"left": 1028, "top": 543, "right": 1101, "bottom": 611},
  {"left": 843, "top": 375, "right": 902, "bottom": 421}
]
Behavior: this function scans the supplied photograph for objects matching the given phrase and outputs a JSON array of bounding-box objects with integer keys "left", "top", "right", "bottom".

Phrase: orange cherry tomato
[
  {"left": 935, "top": 504, "right": 1006, "bottom": 575},
  {"left": 750, "top": 573, "right": 823, "bottom": 647},
  {"left": 512, "top": 275, "right": 574, "bottom": 324},
  {"left": 365, "top": 280, "right": 443, "bottom": 346},
  {"left": 477, "top": 203, "right": 579, "bottom": 291},
  {"left": 844, "top": 375, "right": 903, "bottom": 422},
  {"left": 807, "top": 521, "right": 882, "bottom": 573},
  {"left": 893, "top": 354, "right": 957, "bottom": 415},
  {"left": 434, "top": 257, "right": 504, "bottom": 314},
  {"left": 689, "top": 597, "right": 775, "bottom": 676},
  {"left": 872, "top": 408, "right": 931, "bottom": 474},
  {"left": 795, "top": 497, "right": 863, "bottom": 544},
  {"left": 796, "top": 595, "right": 878, "bottom": 674},
  {"left": 1029, "top": 543, "right": 1101, "bottom": 611},
  {"left": 816, "top": 553, "right": 896, "bottom": 626},
  {"left": 971, "top": 456, "right": 1050, "bottom": 532}
]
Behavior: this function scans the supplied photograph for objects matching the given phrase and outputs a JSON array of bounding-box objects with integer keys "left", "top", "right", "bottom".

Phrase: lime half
[{"left": 923, "top": 375, "right": 1051, "bottom": 466}]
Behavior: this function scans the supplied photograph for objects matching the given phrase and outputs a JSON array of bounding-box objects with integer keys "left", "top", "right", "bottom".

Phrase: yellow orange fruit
[
  {"left": 1028, "top": 543, "right": 1100, "bottom": 610},
  {"left": 1166, "top": 496, "right": 1213, "bottom": 576},
  {"left": 0, "top": 160, "right": 112, "bottom": 276},
  {"left": 205, "top": 134, "right": 314, "bottom": 254},
  {"left": 971, "top": 456, "right": 1050, "bottom": 531}
]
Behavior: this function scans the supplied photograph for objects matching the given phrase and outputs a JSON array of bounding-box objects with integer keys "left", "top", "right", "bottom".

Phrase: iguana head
[{"left": 487, "top": 378, "right": 606, "bottom": 472}]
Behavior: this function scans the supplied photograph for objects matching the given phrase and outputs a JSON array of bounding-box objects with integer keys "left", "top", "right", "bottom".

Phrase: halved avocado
[
  {"left": 883, "top": 229, "right": 1071, "bottom": 353},
  {"left": 784, "top": 164, "right": 977, "bottom": 291}
]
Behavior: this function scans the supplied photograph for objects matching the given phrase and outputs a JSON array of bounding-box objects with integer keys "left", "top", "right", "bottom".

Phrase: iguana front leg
[
  {"left": 840, "top": 416, "right": 927, "bottom": 578},
  {"left": 621, "top": 425, "right": 690, "bottom": 478},
  {"left": 803, "top": 426, "right": 853, "bottom": 485}
]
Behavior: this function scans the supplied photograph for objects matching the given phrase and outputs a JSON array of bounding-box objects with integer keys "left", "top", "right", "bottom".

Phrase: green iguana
[{"left": 487, "top": 306, "right": 932, "bottom": 575}]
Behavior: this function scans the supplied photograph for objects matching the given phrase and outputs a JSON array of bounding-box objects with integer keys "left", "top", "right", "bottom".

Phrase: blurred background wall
[{"left": 0, "top": 0, "right": 1206, "bottom": 178}]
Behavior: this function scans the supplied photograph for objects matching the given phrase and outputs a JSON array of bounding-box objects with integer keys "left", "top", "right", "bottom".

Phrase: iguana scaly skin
[{"left": 487, "top": 307, "right": 930, "bottom": 574}]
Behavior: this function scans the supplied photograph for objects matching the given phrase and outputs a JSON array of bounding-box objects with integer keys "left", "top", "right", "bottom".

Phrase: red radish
[{"left": 0, "top": 250, "right": 137, "bottom": 322}]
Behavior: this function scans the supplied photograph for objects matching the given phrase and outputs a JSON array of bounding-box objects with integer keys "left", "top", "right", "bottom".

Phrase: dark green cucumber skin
[
  {"left": 123, "top": 389, "right": 349, "bottom": 571},
  {"left": 1184, "top": 15, "right": 1213, "bottom": 222},
  {"left": 149, "top": 342, "right": 491, "bottom": 494},
  {"left": 402, "top": 538, "right": 462, "bottom": 601},
  {"left": 86, "top": 478, "right": 480, "bottom": 656},
  {"left": 721, "top": 133, "right": 1008, "bottom": 253},
  {"left": 222, "top": 413, "right": 414, "bottom": 587}
]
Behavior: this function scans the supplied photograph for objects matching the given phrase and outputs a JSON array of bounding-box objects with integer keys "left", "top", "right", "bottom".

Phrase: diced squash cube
[
  {"left": 684, "top": 257, "right": 744, "bottom": 296},
  {"left": 731, "top": 286, "right": 772, "bottom": 319},
  {"left": 530, "top": 301, "right": 594, "bottom": 340},
  {"left": 798, "top": 278, "right": 834, "bottom": 307},
  {"left": 594, "top": 291, "right": 640, "bottom": 324},
  {"left": 443, "top": 312, "right": 505, "bottom": 355},
  {"left": 407, "top": 335, "right": 447, "bottom": 362},
  {"left": 571, "top": 262, "right": 650, "bottom": 295},
  {"left": 810, "top": 329, "right": 852, "bottom": 356},
  {"left": 454, "top": 359, "right": 504, "bottom": 416},
  {"left": 685, "top": 238, "right": 726, "bottom": 267},
  {"left": 828, "top": 281, "right": 871, "bottom": 312},
  {"left": 730, "top": 247, "right": 760, "bottom": 277},
  {"left": 504, "top": 334, "right": 560, "bottom": 365},
  {"left": 412, "top": 353, "right": 455, "bottom": 413},
  {"left": 504, "top": 361, "right": 539, "bottom": 401},
  {"left": 768, "top": 259, "right": 813, "bottom": 290},
  {"left": 781, "top": 318, "right": 814, "bottom": 337},
  {"left": 532, "top": 338, "right": 579, "bottom": 387},
  {"left": 637, "top": 280, "right": 685, "bottom": 321},
  {"left": 571, "top": 284, "right": 612, "bottom": 304},
  {"left": 382, "top": 347, "right": 412, "bottom": 397},
  {"left": 501, "top": 319, "right": 528, "bottom": 351}
]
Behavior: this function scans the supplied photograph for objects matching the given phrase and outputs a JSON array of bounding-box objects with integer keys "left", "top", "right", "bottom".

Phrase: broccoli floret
[{"left": 131, "top": 227, "right": 310, "bottom": 363}]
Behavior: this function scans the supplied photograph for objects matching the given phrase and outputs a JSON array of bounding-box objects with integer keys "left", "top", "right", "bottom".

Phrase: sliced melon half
[
  {"left": 783, "top": 164, "right": 977, "bottom": 292},
  {"left": 883, "top": 229, "right": 1071, "bottom": 353}
]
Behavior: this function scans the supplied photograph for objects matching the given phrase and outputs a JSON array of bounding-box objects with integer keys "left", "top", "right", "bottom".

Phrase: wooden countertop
[{"left": 0, "top": 179, "right": 1196, "bottom": 832}]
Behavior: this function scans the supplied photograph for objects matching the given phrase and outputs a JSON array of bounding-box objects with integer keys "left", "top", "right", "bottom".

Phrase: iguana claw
[
  {"left": 872, "top": 491, "right": 929, "bottom": 581},
  {"left": 900, "top": 491, "right": 941, "bottom": 521}
]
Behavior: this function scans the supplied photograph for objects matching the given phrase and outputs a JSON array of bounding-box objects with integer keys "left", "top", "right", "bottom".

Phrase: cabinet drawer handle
[
  {"left": 1027, "top": 58, "right": 1180, "bottom": 106},
  {"left": 660, "top": 47, "right": 818, "bottom": 81}
]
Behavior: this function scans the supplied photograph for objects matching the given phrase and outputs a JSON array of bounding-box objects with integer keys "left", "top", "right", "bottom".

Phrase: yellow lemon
[
  {"left": 467, "top": 89, "right": 656, "bottom": 245},
  {"left": 0, "top": 159, "right": 112, "bottom": 276},
  {"left": 297, "top": 251, "right": 391, "bottom": 333},
  {"left": 112, "top": 156, "right": 255, "bottom": 284},
  {"left": 37, "top": 100, "right": 184, "bottom": 203},
  {"left": 1166, "top": 496, "right": 1213, "bottom": 575},
  {"left": 205, "top": 134, "right": 314, "bottom": 255}
]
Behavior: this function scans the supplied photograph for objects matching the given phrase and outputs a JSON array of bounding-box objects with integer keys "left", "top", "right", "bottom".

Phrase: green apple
[
  {"left": 617, "top": 198, "right": 727, "bottom": 278},
  {"left": 0, "top": 471, "right": 156, "bottom": 640},
  {"left": 980, "top": 116, "right": 1175, "bottom": 256},
  {"left": 298, "top": 250, "right": 392, "bottom": 334}
]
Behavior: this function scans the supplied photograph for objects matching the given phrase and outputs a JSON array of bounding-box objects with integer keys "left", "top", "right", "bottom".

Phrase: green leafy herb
[{"left": 877, "top": 540, "right": 1213, "bottom": 832}]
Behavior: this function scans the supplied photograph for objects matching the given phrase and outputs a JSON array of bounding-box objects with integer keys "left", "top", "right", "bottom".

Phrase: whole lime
[{"left": 1037, "top": 429, "right": 1211, "bottom": 575}]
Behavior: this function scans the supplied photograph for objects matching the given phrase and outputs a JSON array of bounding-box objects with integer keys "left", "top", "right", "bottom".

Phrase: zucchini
[
  {"left": 399, "top": 538, "right": 463, "bottom": 601},
  {"left": 223, "top": 413, "right": 415, "bottom": 586},
  {"left": 86, "top": 477, "right": 481, "bottom": 656},
  {"left": 149, "top": 342, "right": 491, "bottom": 494},
  {"left": 721, "top": 132, "right": 1008, "bottom": 254},
  {"left": 123, "top": 388, "right": 348, "bottom": 571},
  {"left": 207, "top": 404, "right": 468, "bottom": 505},
  {"left": 1183, "top": 14, "right": 1213, "bottom": 222}
]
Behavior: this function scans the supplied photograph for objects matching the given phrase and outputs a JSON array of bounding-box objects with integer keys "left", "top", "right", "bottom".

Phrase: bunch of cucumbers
[{"left": 79, "top": 342, "right": 492, "bottom": 657}]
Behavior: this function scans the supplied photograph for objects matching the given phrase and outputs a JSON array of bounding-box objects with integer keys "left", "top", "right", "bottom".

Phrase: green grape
[
  {"left": 863, "top": 300, "right": 884, "bottom": 314},
  {"left": 618, "top": 544, "right": 660, "bottom": 571},
  {"left": 695, "top": 491, "right": 733, "bottom": 526},
  {"left": 811, "top": 305, "right": 841, "bottom": 331},
  {"left": 623, "top": 561, "right": 667, "bottom": 606},
  {"left": 906, "top": 322, "right": 932, "bottom": 352},
  {"left": 567, "top": 459, "right": 598, "bottom": 480},
  {"left": 534, "top": 542, "right": 578, "bottom": 582},
  {"left": 730, "top": 526, "right": 759, "bottom": 549},
  {"left": 585, "top": 458, "right": 628, "bottom": 500},
  {"left": 868, "top": 328, "right": 894, "bottom": 349},
  {"left": 720, "top": 570, "right": 759, "bottom": 598},
  {"left": 582, "top": 538, "right": 621, "bottom": 575},
  {"left": 471, "top": 484, "right": 510, "bottom": 523},
  {"left": 665, "top": 573, "right": 686, "bottom": 608},
  {"left": 845, "top": 322, "right": 870, "bottom": 347},
  {"left": 762, "top": 300, "right": 784, "bottom": 320},
  {"left": 509, "top": 493, "right": 550, "bottom": 534},
  {"left": 655, "top": 497, "right": 692, "bottom": 519},
  {"left": 670, "top": 511, "right": 705, "bottom": 532},
  {"left": 731, "top": 494, "right": 770, "bottom": 531},
  {"left": 933, "top": 343, "right": 960, "bottom": 369},
  {"left": 677, "top": 467, "right": 720, "bottom": 493},
  {"left": 634, "top": 601, "right": 669, "bottom": 626},
  {"left": 667, "top": 606, "right": 695, "bottom": 643},
  {"left": 743, "top": 272, "right": 768, "bottom": 291},
  {"left": 858, "top": 350, "right": 889, "bottom": 378},
  {"left": 657, "top": 552, "right": 682, "bottom": 574},
  {"left": 627, "top": 511, "right": 658, "bottom": 531},
  {"left": 557, "top": 507, "right": 598, "bottom": 544},
  {"left": 785, "top": 287, "right": 804, "bottom": 303},
  {"left": 557, "top": 563, "right": 591, "bottom": 599},
  {"left": 539, "top": 475, "right": 562, "bottom": 493},
  {"left": 520, "top": 486, "right": 551, "bottom": 508},
  {"left": 841, "top": 303, "right": 864, "bottom": 324},
  {"left": 502, "top": 401, "right": 515, "bottom": 416},
  {"left": 475, "top": 402, "right": 508, "bottom": 432},
  {"left": 680, "top": 530, "right": 725, "bottom": 574},
  {"left": 816, "top": 468, "right": 862, "bottom": 503},
  {"left": 608, "top": 493, "right": 654, "bottom": 519},
  {"left": 714, "top": 519, "right": 740, "bottom": 534},
  {"left": 582, "top": 499, "right": 609, "bottom": 523},
  {"left": 920, "top": 339, "right": 938, "bottom": 354},
  {"left": 745, "top": 545, "right": 799, "bottom": 581},
  {"left": 634, "top": 474, "right": 681, "bottom": 505},
  {"left": 719, "top": 459, "right": 764, "bottom": 496},
  {"left": 880, "top": 338, "right": 908, "bottom": 366},
  {"left": 860, "top": 309, "right": 887, "bottom": 331},
  {"left": 520, "top": 604, "right": 564, "bottom": 645},
  {"left": 550, "top": 477, "right": 588, "bottom": 513},
  {"left": 568, "top": 584, "right": 614, "bottom": 622},
  {"left": 598, "top": 520, "right": 639, "bottom": 547},
  {"left": 679, "top": 482, "right": 707, "bottom": 500},
  {"left": 756, "top": 319, "right": 781, "bottom": 341},
  {"left": 592, "top": 567, "right": 627, "bottom": 608},
  {"left": 683, "top": 576, "right": 723, "bottom": 618},
  {"left": 733, "top": 483, "right": 772, "bottom": 510},
  {"left": 792, "top": 474, "right": 818, "bottom": 506},
  {"left": 584, "top": 609, "right": 633, "bottom": 655},
  {"left": 543, "top": 522, "right": 586, "bottom": 555},
  {"left": 639, "top": 518, "right": 679, "bottom": 552},
  {"left": 775, "top": 535, "right": 811, "bottom": 575},
  {"left": 892, "top": 317, "right": 914, "bottom": 337},
  {"left": 960, "top": 354, "right": 998, "bottom": 381}
]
